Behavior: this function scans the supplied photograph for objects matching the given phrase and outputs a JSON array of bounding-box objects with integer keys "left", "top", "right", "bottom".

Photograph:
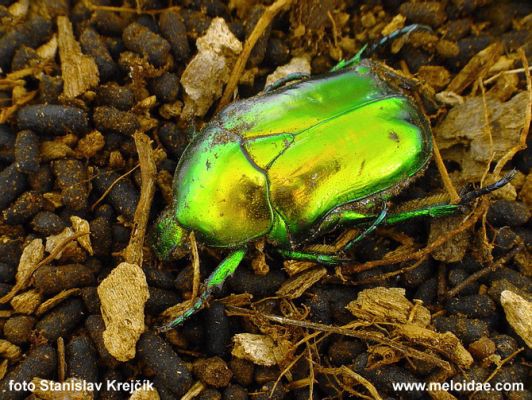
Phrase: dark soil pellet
[
  {"left": 265, "top": 37, "right": 290, "bottom": 67},
  {"left": 228, "top": 268, "right": 285, "bottom": 297},
  {"left": 122, "top": 22, "right": 171, "bottom": 67},
  {"left": 203, "top": 301, "right": 231, "bottom": 357},
  {"left": 433, "top": 315, "right": 489, "bottom": 344},
  {"left": 254, "top": 366, "right": 279, "bottom": 386},
  {"left": 487, "top": 267, "right": 532, "bottom": 292},
  {"left": 0, "top": 345, "right": 57, "bottom": 400},
  {"left": 35, "top": 297, "right": 85, "bottom": 341},
  {"left": 31, "top": 211, "right": 67, "bottom": 235},
  {"left": 158, "top": 10, "right": 190, "bottom": 62},
  {"left": 137, "top": 331, "right": 193, "bottom": 397},
  {"left": 95, "top": 83, "right": 136, "bottom": 111},
  {"left": 181, "top": 9, "right": 212, "bottom": 38},
  {"left": 28, "top": 165, "right": 53, "bottom": 193},
  {"left": 51, "top": 159, "right": 89, "bottom": 210},
  {"left": 99, "top": 369, "right": 126, "bottom": 400},
  {"left": 305, "top": 291, "right": 332, "bottom": 324},
  {"left": 0, "top": 164, "right": 27, "bottom": 211},
  {"left": 0, "top": 124, "right": 15, "bottom": 163},
  {"left": 399, "top": 1, "right": 447, "bottom": 27},
  {"left": 34, "top": 264, "right": 96, "bottom": 294},
  {"left": 93, "top": 106, "right": 140, "bottom": 136},
  {"left": 80, "top": 28, "right": 119, "bottom": 82},
  {"left": 80, "top": 287, "right": 101, "bottom": 315},
  {"left": 198, "top": 388, "right": 223, "bottom": 400},
  {"left": 193, "top": 356, "right": 233, "bottom": 388},
  {"left": 444, "top": 18, "right": 472, "bottom": 40},
  {"left": 491, "top": 334, "right": 519, "bottom": 359},
  {"left": 0, "top": 16, "right": 53, "bottom": 71},
  {"left": 448, "top": 268, "right": 479, "bottom": 295},
  {"left": 327, "top": 338, "right": 365, "bottom": 366},
  {"left": 11, "top": 45, "right": 39, "bottom": 71},
  {"left": 3, "top": 191, "right": 43, "bottom": 225},
  {"left": 446, "top": 294, "right": 498, "bottom": 319},
  {"left": 244, "top": 6, "right": 270, "bottom": 67},
  {"left": 38, "top": 74, "right": 64, "bottom": 104},
  {"left": 158, "top": 122, "right": 188, "bottom": 158},
  {"left": 150, "top": 72, "right": 179, "bottom": 103},
  {"left": 0, "top": 239, "right": 22, "bottom": 267},
  {"left": 145, "top": 287, "right": 180, "bottom": 314},
  {"left": 487, "top": 200, "right": 530, "bottom": 227},
  {"left": 66, "top": 335, "right": 99, "bottom": 384},
  {"left": 224, "top": 384, "right": 249, "bottom": 400},
  {"left": 90, "top": 216, "right": 113, "bottom": 257},
  {"left": 414, "top": 276, "right": 438, "bottom": 304},
  {"left": 85, "top": 315, "right": 119, "bottom": 367},
  {"left": 92, "top": 10, "right": 129, "bottom": 36},
  {"left": 142, "top": 267, "right": 175, "bottom": 290},
  {"left": 92, "top": 169, "right": 139, "bottom": 220},
  {"left": 229, "top": 358, "right": 254, "bottom": 387},
  {"left": 253, "top": 381, "right": 286, "bottom": 400},
  {"left": 3, "top": 315, "right": 35, "bottom": 345},
  {"left": 17, "top": 104, "right": 89, "bottom": 136},
  {"left": 0, "top": 262, "right": 16, "bottom": 283},
  {"left": 14, "top": 130, "right": 39, "bottom": 173}
]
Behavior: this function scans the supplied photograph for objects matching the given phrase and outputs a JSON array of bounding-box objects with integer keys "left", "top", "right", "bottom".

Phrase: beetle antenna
[{"left": 363, "top": 24, "right": 433, "bottom": 58}]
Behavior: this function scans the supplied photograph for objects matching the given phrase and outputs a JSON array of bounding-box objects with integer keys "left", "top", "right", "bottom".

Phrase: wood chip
[
  {"left": 70, "top": 216, "right": 93, "bottom": 255},
  {"left": 11, "top": 289, "right": 42, "bottom": 314},
  {"left": 500, "top": 290, "right": 532, "bottom": 348},
  {"left": 276, "top": 266, "right": 326, "bottom": 299},
  {"left": 346, "top": 287, "right": 431, "bottom": 327},
  {"left": 447, "top": 42, "right": 503, "bottom": 95},
  {"left": 57, "top": 16, "right": 99, "bottom": 98},
  {"left": 35, "top": 288, "right": 81, "bottom": 316},
  {"left": 429, "top": 215, "right": 471, "bottom": 263},
  {"left": 98, "top": 262, "right": 149, "bottom": 362},
  {"left": 130, "top": 387, "right": 161, "bottom": 400},
  {"left": 31, "top": 378, "right": 93, "bottom": 400},
  {"left": 232, "top": 333, "right": 293, "bottom": 366},
  {"left": 0, "top": 238, "right": 44, "bottom": 303},
  {"left": 396, "top": 324, "right": 474, "bottom": 369},
  {"left": 0, "top": 339, "right": 22, "bottom": 360}
]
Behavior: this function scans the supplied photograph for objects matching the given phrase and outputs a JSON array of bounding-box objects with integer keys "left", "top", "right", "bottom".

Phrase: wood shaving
[
  {"left": 232, "top": 333, "right": 293, "bottom": 366},
  {"left": 181, "top": 18, "right": 242, "bottom": 119},
  {"left": 35, "top": 288, "right": 81, "bottom": 316},
  {"left": 0, "top": 238, "right": 44, "bottom": 303},
  {"left": 0, "top": 339, "right": 21, "bottom": 360},
  {"left": 276, "top": 267, "right": 326, "bottom": 299},
  {"left": 500, "top": 290, "right": 532, "bottom": 348},
  {"left": 70, "top": 216, "right": 93, "bottom": 255},
  {"left": 98, "top": 262, "right": 149, "bottom": 361},
  {"left": 11, "top": 289, "right": 42, "bottom": 314},
  {"left": 396, "top": 324, "right": 474, "bottom": 369},
  {"left": 346, "top": 287, "right": 431, "bottom": 327},
  {"left": 57, "top": 16, "right": 99, "bottom": 98}
]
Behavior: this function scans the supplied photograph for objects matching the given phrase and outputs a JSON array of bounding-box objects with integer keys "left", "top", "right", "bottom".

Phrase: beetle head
[{"left": 151, "top": 209, "right": 190, "bottom": 261}]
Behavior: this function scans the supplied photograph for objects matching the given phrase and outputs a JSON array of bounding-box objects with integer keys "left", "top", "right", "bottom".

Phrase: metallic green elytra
[
  {"left": 169, "top": 60, "right": 431, "bottom": 250},
  {"left": 152, "top": 29, "right": 512, "bottom": 330}
]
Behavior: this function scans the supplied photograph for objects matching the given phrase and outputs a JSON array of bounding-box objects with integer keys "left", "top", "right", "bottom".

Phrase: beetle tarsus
[
  {"left": 344, "top": 201, "right": 388, "bottom": 251},
  {"left": 459, "top": 170, "right": 517, "bottom": 205},
  {"left": 264, "top": 72, "right": 311, "bottom": 92}
]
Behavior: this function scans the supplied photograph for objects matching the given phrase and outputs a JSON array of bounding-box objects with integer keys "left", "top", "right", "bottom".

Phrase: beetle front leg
[{"left": 158, "top": 249, "right": 246, "bottom": 331}]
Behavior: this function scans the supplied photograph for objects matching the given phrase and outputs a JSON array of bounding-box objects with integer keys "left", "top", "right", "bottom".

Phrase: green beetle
[{"left": 153, "top": 27, "right": 512, "bottom": 330}]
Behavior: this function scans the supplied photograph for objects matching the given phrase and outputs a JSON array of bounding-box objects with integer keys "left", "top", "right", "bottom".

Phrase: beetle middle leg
[{"left": 158, "top": 248, "right": 246, "bottom": 331}]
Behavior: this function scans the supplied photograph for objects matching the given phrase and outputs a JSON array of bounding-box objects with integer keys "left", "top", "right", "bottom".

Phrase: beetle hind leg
[{"left": 158, "top": 249, "right": 246, "bottom": 331}]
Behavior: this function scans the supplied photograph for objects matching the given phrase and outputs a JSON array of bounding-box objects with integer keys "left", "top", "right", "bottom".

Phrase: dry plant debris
[{"left": 500, "top": 290, "right": 532, "bottom": 348}]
